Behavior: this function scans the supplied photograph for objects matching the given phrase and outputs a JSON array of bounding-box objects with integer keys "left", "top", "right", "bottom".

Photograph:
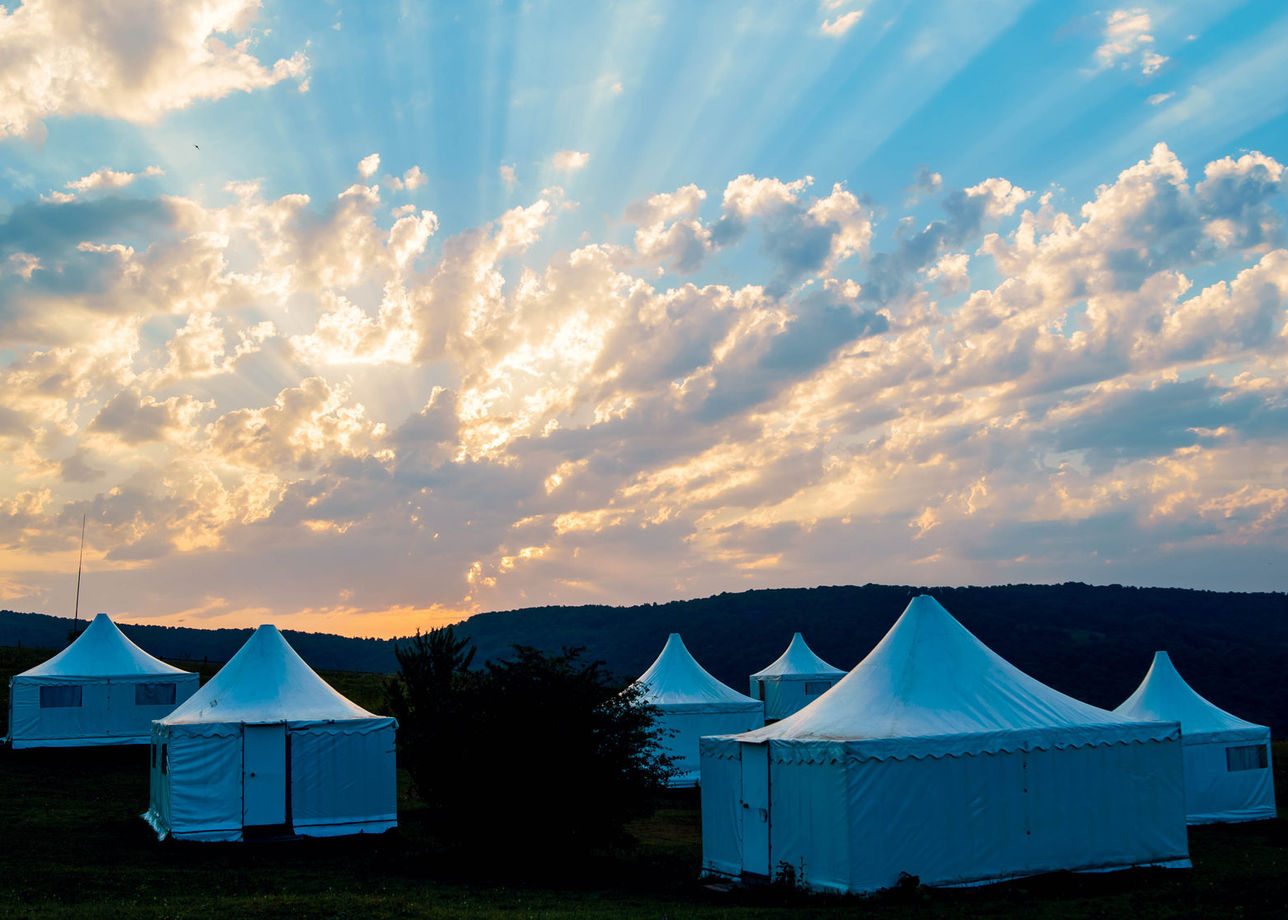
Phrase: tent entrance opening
[
  {"left": 243, "top": 723, "right": 288, "bottom": 827},
  {"left": 740, "top": 742, "right": 770, "bottom": 878}
]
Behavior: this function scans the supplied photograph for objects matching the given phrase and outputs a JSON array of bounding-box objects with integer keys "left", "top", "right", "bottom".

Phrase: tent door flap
[
  {"left": 740, "top": 742, "right": 770, "bottom": 878},
  {"left": 243, "top": 723, "right": 288, "bottom": 827}
]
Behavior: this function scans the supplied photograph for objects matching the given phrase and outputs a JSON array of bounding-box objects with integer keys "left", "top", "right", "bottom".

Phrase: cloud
[
  {"left": 88, "top": 387, "right": 209, "bottom": 445},
  {"left": 388, "top": 165, "right": 426, "bottom": 191},
  {"left": 500, "top": 164, "right": 518, "bottom": 191},
  {"left": 551, "top": 150, "right": 590, "bottom": 171},
  {"left": 3, "top": 143, "right": 1287, "bottom": 626},
  {"left": 43, "top": 166, "right": 165, "bottom": 202},
  {"left": 0, "top": 0, "right": 309, "bottom": 140},
  {"left": 1094, "top": 8, "right": 1168, "bottom": 77},
  {"left": 624, "top": 184, "right": 712, "bottom": 274},
  {"left": 1147, "top": 92, "right": 1174, "bottom": 106},
  {"left": 358, "top": 154, "right": 381, "bottom": 178},
  {"left": 208, "top": 377, "right": 386, "bottom": 473},
  {"left": 821, "top": 10, "right": 863, "bottom": 38}
]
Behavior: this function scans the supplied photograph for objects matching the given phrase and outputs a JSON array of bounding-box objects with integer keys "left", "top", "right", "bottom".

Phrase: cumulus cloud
[
  {"left": 89, "top": 387, "right": 209, "bottom": 445},
  {"left": 551, "top": 150, "right": 590, "bottom": 171},
  {"left": 1094, "top": 8, "right": 1168, "bottom": 77},
  {"left": 0, "top": 0, "right": 309, "bottom": 140},
  {"left": 2, "top": 142, "right": 1287, "bottom": 626},
  {"left": 209, "top": 377, "right": 386, "bottom": 473},
  {"left": 358, "top": 154, "right": 381, "bottom": 178},
  {"left": 499, "top": 164, "right": 518, "bottom": 191},
  {"left": 624, "top": 184, "right": 711, "bottom": 273},
  {"left": 388, "top": 165, "right": 426, "bottom": 191}
]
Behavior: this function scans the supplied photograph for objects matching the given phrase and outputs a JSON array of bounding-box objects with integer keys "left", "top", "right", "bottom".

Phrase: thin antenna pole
[{"left": 73, "top": 513, "right": 86, "bottom": 634}]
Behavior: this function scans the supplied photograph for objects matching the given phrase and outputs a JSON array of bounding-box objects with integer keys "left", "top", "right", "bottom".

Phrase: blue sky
[{"left": 1, "top": 1, "right": 1286, "bottom": 636}]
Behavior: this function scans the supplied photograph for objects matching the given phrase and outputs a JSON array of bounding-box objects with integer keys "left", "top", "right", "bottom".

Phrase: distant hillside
[
  {"left": 4, "top": 582, "right": 1285, "bottom": 734},
  {"left": 0, "top": 611, "right": 395, "bottom": 674}
]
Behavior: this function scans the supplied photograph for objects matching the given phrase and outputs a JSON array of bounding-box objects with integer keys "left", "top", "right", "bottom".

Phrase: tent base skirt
[
  {"left": 140, "top": 809, "right": 396, "bottom": 842},
  {"left": 293, "top": 818, "right": 397, "bottom": 837},
  {"left": 11, "top": 733, "right": 151, "bottom": 749},
  {"left": 1187, "top": 807, "right": 1278, "bottom": 825}
]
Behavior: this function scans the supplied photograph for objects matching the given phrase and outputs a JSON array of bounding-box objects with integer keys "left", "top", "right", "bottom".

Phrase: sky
[{"left": 1, "top": 0, "right": 1286, "bottom": 638}]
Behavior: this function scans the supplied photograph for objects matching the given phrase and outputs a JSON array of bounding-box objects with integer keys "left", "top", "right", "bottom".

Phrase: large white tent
[
  {"left": 6, "top": 613, "right": 198, "bottom": 749},
  {"left": 1115, "top": 650, "right": 1276, "bottom": 824},
  {"left": 700, "top": 596, "right": 1189, "bottom": 894},
  {"left": 144, "top": 624, "right": 396, "bottom": 842},
  {"left": 629, "top": 633, "right": 763, "bottom": 788},
  {"left": 748, "top": 633, "right": 845, "bottom": 720}
]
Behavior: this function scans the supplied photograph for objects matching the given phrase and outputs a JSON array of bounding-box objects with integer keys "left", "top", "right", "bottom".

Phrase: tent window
[
  {"left": 161, "top": 744, "right": 168, "bottom": 775},
  {"left": 803, "top": 681, "right": 832, "bottom": 696},
  {"left": 1226, "top": 744, "right": 1269, "bottom": 772},
  {"left": 39, "top": 685, "right": 82, "bottom": 708},
  {"left": 135, "top": 683, "right": 177, "bottom": 706}
]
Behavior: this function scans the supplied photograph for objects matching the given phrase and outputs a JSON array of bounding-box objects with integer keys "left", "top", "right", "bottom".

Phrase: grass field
[{"left": 2, "top": 646, "right": 1286, "bottom": 918}]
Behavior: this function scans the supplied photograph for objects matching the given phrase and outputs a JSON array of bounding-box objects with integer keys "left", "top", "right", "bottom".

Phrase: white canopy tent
[
  {"left": 701, "top": 596, "right": 1189, "bottom": 894},
  {"left": 6, "top": 613, "right": 198, "bottom": 749},
  {"left": 1115, "top": 651, "right": 1276, "bottom": 824},
  {"left": 748, "top": 633, "right": 845, "bottom": 720},
  {"left": 144, "top": 624, "right": 396, "bottom": 842},
  {"left": 629, "top": 633, "right": 763, "bottom": 788}
]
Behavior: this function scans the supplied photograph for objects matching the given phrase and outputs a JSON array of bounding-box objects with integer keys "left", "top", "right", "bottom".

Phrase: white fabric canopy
[
  {"left": 748, "top": 633, "right": 844, "bottom": 720},
  {"left": 701, "top": 595, "right": 1189, "bottom": 893},
  {"left": 144, "top": 624, "right": 396, "bottom": 842},
  {"left": 6, "top": 613, "right": 198, "bottom": 748},
  {"left": 1115, "top": 651, "right": 1275, "bottom": 824},
  {"left": 629, "top": 633, "right": 763, "bottom": 787}
]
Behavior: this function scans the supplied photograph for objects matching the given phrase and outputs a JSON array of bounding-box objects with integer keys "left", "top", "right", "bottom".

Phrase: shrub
[{"left": 386, "top": 629, "right": 674, "bottom": 863}]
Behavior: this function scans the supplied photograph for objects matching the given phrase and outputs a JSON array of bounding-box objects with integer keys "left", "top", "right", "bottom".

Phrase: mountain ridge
[{"left": 3, "top": 582, "right": 1284, "bottom": 734}]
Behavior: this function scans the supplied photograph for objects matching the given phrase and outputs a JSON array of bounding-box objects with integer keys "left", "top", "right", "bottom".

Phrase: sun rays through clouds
[{"left": 0, "top": 2, "right": 1286, "bottom": 633}]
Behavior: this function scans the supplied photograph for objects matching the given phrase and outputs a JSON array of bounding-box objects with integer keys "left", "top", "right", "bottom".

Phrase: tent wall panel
[
  {"left": 830, "top": 739, "right": 1189, "bottom": 894},
  {"left": 752, "top": 677, "right": 844, "bottom": 722},
  {"left": 290, "top": 723, "right": 397, "bottom": 834},
  {"left": 658, "top": 708, "right": 763, "bottom": 787},
  {"left": 844, "top": 749, "right": 1022, "bottom": 892},
  {"left": 767, "top": 753, "right": 849, "bottom": 892},
  {"left": 1020, "top": 740, "right": 1187, "bottom": 874},
  {"left": 1183, "top": 736, "right": 1276, "bottom": 824},
  {"left": 164, "top": 727, "right": 245, "bottom": 840},
  {"left": 10, "top": 673, "right": 198, "bottom": 748},
  {"left": 698, "top": 740, "right": 743, "bottom": 877}
]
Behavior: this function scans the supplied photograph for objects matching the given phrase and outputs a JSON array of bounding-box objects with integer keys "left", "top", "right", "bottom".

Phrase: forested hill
[{"left": 4, "top": 582, "right": 1286, "bottom": 734}]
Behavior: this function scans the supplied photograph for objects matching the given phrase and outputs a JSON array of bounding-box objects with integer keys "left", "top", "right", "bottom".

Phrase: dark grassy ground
[{"left": 2, "top": 646, "right": 1286, "bottom": 918}]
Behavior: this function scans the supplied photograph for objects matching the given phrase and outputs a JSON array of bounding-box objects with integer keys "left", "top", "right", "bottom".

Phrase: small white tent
[
  {"left": 1115, "top": 650, "right": 1276, "bottom": 824},
  {"left": 144, "top": 624, "right": 396, "bottom": 842},
  {"left": 700, "top": 596, "right": 1189, "bottom": 894},
  {"left": 6, "top": 613, "right": 198, "bottom": 749},
  {"left": 629, "top": 633, "right": 763, "bottom": 788},
  {"left": 749, "top": 633, "right": 845, "bottom": 720}
]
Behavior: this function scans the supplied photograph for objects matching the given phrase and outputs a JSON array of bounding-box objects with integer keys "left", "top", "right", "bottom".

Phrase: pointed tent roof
[
  {"left": 735, "top": 595, "right": 1174, "bottom": 757},
  {"left": 751, "top": 632, "right": 845, "bottom": 680},
  {"left": 631, "top": 633, "right": 761, "bottom": 712},
  {"left": 18, "top": 613, "right": 190, "bottom": 679},
  {"left": 160, "top": 624, "right": 381, "bottom": 725},
  {"left": 1114, "top": 651, "right": 1266, "bottom": 743}
]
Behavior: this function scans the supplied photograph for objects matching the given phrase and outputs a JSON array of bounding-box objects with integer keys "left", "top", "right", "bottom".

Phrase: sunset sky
[{"left": 1, "top": 1, "right": 1286, "bottom": 638}]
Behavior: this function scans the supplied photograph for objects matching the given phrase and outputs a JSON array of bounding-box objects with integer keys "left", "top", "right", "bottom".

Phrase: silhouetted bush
[{"left": 386, "top": 628, "right": 673, "bottom": 865}]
